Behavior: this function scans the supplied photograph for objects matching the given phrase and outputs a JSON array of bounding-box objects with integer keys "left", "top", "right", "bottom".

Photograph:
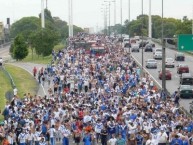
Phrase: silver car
[
  {"left": 131, "top": 45, "right": 139, "bottom": 52},
  {"left": 153, "top": 51, "right": 162, "bottom": 59},
  {"left": 146, "top": 59, "right": 157, "bottom": 69},
  {"left": 165, "top": 58, "right": 175, "bottom": 68}
]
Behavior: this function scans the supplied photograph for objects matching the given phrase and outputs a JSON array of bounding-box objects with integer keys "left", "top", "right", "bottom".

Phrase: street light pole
[
  {"left": 41, "top": 0, "right": 45, "bottom": 28},
  {"left": 161, "top": 0, "right": 166, "bottom": 92},
  {"left": 148, "top": 0, "right": 152, "bottom": 38},
  {"left": 68, "top": 0, "right": 73, "bottom": 37},
  {"left": 120, "top": 0, "right": 123, "bottom": 46},
  {"left": 128, "top": 0, "right": 130, "bottom": 23},
  {"left": 109, "top": 2, "right": 111, "bottom": 36},
  {"left": 114, "top": 0, "right": 116, "bottom": 26},
  {"left": 141, "top": 0, "right": 144, "bottom": 73}
]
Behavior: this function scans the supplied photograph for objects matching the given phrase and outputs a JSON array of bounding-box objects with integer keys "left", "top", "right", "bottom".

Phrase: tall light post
[
  {"left": 141, "top": 0, "right": 144, "bottom": 73},
  {"left": 128, "top": 0, "right": 130, "bottom": 23},
  {"left": 102, "top": 4, "right": 108, "bottom": 35},
  {"left": 104, "top": 1, "right": 115, "bottom": 36},
  {"left": 120, "top": 0, "right": 123, "bottom": 43},
  {"left": 114, "top": 0, "right": 116, "bottom": 26},
  {"left": 161, "top": 0, "right": 166, "bottom": 92},
  {"left": 148, "top": 0, "right": 152, "bottom": 38},
  {"left": 41, "top": 0, "right": 45, "bottom": 28},
  {"left": 68, "top": 0, "right": 73, "bottom": 37},
  {"left": 128, "top": 0, "right": 130, "bottom": 38}
]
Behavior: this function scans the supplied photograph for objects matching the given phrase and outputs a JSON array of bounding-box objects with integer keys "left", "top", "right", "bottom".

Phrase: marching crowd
[{"left": 0, "top": 35, "right": 193, "bottom": 145}]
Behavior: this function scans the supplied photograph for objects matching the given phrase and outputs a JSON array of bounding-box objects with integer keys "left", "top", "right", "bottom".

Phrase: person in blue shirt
[
  {"left": 170, "top": 135, "right": 183, "bottom": 145},
  {"left": 83, "top": 131, "right": 92, "bottom": 145},
  {"left": 136, "top": 132, "right": 143, "bottom": 145}
]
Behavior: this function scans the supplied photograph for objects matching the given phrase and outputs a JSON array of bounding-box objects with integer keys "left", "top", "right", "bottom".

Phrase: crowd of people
[{"left": 0, "top": 35, "right": 192, "bottom": 145}]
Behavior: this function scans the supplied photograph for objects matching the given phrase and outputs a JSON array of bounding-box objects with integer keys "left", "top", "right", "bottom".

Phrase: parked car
[
  {"left": 144, "top": 44, "right": 153, "bottom": 52},
  {"left": 177, "top": 64, "right": 189, "bottom": 74},
  {"left": 153, "top": 52, "right": 162, "bottom": 59},
  {"left": 146, "top": 59, "right": 157, "bottom": 69},
  {"left": 178, "top": 85, "right": 193, "bottom": 98},
  {"left": 158, "top": 69, "right": 172, "bottom": 80},
  {"left": 175, "top": 52, "right": 185, "bottom": 61},
  {"left": 180, "top": 73, "right": 193, "bottom": 85},
  {"left": 131, "top": 45, "right": 140, "bottom": 52},
  {"left": 165, "top": 58, "right": 175, "bottom": 68},
  {"left": 0, "top": 57, "right": 2, "bottom": 66}
]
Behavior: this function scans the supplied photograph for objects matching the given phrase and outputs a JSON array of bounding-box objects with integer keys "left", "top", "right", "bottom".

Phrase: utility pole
[
  {"left": 148, "top": 0, "right": 152, "bottom": 38},
  {"left": 46, "top": 0, "right": 48, "bottom": 9},
  {"left": 68, "top": 0, "right": 73, "bottom": 37},
  {"left": 141, "top": 0, "right": 144, "bottom": 73},
  {"left": 120, "top": 0, "right": 123, "bottom": 45},
  {"left": 41, "top": 0, "right": 45, "bottom": 28},
  {"left": 161, "top": 0, "right": 166, "bottom": 92},
  {"left": 128, "top": 0, "right": 130, "bottom": 38}
]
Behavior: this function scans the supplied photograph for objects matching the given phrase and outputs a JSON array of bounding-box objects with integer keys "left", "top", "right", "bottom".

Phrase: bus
[{"left": 90, "top": 44, "right": 106, "bottom": 57}]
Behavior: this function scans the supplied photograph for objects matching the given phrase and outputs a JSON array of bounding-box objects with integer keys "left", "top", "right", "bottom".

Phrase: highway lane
[
  {"left": 0, "top": 45, "right": 11, "bottom": 61},
  {"left": 130, "top": 42, "right": 193, "bottom": 111}
]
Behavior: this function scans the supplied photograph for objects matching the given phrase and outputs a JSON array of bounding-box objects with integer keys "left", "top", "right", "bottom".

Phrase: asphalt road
[
  {"left": 129, "top": 40, "right": 193, "bottom": 111},
  {"left": 0, "top": 45, "right": 11, "bottom": 61}
]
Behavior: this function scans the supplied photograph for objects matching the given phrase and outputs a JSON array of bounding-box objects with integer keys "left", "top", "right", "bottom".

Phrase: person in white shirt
[
  {"left": 39, "top": 137, "right": 47, "bottom": 145},
  {"left": 48, "top": 125, "right": 56, "bottom": 145},
  {"left": 34, "top": 128, "right": 41, "bottom": 145},
  {"left": 7, "top": 132, "right": 14, "bottom": 145},
  {"left": 157, "top": 128, "right": 168, "bottom": 145},
  {"left": 62, "top": 125, "right": 71, "bottom": 145},
  {"left": 108, "top": 134, "right": 117, "bottom": 145},
  {"left": 18, "top": 130, "right": 27, "bottom": 145},
  {"left": 146, "top": 135, "right": 156, "bottom": 145},
  {"left": 26, "top": 130, "right": 34, "bottom": 145}
]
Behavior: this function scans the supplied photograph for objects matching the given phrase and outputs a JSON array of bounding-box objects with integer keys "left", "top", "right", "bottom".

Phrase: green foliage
[
  {"left": 12, "top": 34, "right": 28, "bottom": 60},
  {"left": 10, "top": 17, "right": 41, "bottom": 41},
  {"left": 110, "top": 14, "right": 193, "bottom": 38},
  {"left": 31, "top": 28, "right": 59, "bottom": 57}
]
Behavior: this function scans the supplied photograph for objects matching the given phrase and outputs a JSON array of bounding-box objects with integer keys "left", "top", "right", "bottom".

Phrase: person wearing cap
[{"left": 157, "top": 128, "right": 168, "bottom": 145}]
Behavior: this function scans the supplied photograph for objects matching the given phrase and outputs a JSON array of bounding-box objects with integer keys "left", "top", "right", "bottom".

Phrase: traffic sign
[{"left": 178, "top": 34, "right": 193, "bottom": 51}]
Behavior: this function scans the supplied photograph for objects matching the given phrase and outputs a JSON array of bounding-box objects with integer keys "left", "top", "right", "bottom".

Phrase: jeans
[
  {"left": 63, "top": 137, "right": 69, "bottom": 145},
  {"left": 50, "top": 137, "right": 55, "bottom": 145}
]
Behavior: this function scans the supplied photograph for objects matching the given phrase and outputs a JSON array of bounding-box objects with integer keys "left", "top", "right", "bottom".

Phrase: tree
[
  {"left": 10, "top": 17, "right": 40, "bottom": 41},
  {"left": 12, "top": 34, "right": 28, "bottom": 60},
  {"left": 31, "top": 28, "right": 59, "bottom": 57}
]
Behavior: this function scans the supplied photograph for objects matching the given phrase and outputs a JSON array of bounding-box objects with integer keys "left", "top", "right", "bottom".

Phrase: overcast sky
[{"left": 0, "top": 0, "right": 193, "bottom": 29}]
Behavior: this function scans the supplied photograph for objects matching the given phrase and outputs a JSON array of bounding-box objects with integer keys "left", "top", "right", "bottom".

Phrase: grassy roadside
[
  {"left": 22, "top": 43, "right": 65, "bottom": 64},
  {"left": 0, "top": 68, "right": 12, "bottom": 121},
  {"left": 5, "top": 64, "right": 38, "bottom": 98}
]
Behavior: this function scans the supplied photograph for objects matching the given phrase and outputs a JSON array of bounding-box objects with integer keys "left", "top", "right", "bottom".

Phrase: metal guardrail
[{"left": 1, "top": 65, "right": 16, "bottom": 89}]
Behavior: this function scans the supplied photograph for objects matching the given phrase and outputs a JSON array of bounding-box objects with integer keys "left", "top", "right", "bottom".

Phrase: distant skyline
[{"left": 0, "top": 0, "right": 193, "bottom": 29}]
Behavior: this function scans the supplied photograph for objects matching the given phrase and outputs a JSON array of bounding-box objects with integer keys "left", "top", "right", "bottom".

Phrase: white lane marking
[
  {"left": 132, "top": 55, "right": 162, "bottom": 88},
  {"left": 7, "top": 63, "right": 46, "bottom": 95}
]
